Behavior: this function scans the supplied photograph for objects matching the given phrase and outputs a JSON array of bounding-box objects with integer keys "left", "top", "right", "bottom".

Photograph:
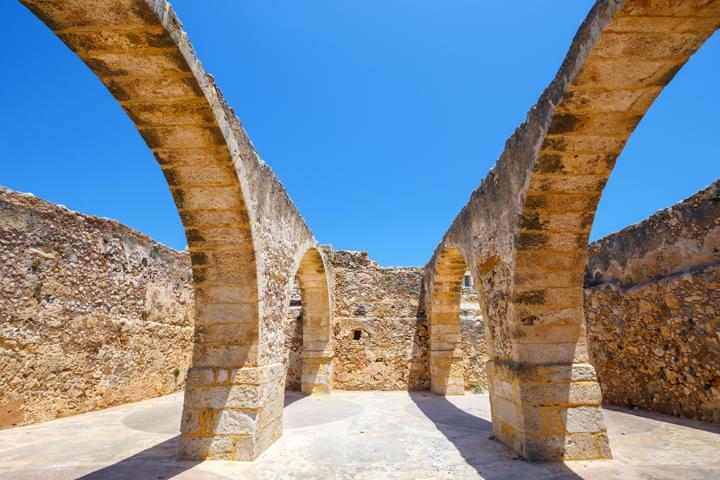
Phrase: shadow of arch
[{"left": 293, "top": 247, "right": 334, "bottom": 395}]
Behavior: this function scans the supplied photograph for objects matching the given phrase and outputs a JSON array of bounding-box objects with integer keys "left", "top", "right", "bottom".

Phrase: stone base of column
[
  {"left": 487, "top": 360, "right": 611, "bottom": 461},
  {"left": 301, "top": 351, "right": 333, "bottom": 394},
  {"left": 430, "top": 350, "right": 465, "bottom": 395},
  {"left": 179, "top": 363, "right": 285, "bottom": 461}
]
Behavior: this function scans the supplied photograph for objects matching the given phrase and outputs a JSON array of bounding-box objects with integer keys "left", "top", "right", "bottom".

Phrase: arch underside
[{"left": 428, "top": 0, "right": 720, "bottom": 462}]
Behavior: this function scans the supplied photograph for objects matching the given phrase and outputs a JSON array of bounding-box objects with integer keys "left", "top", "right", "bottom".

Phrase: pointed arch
[{"left": 428, "top": 0, "right": 720, "bottom": 462}]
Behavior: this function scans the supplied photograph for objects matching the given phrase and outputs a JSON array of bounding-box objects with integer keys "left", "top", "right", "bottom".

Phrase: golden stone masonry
[{"left": 2, "top": 0, "right": 719, "bottom": 466}]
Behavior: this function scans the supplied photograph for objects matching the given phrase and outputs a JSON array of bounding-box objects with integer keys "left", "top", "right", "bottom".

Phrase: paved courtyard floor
[{"left": 0, "top": 391, "right": 718, "bottom": 479}]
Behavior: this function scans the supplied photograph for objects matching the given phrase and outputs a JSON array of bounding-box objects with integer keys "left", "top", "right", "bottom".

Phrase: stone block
[
  {"left": 512, "top": 342, "right": 578, "bottom": 364},
  {"left": 172, "top": 186, "right": 243, "bottom": 210},
  {"left": 186, "top": 368, "right": 214, "bottom": 386},
  {"left": 195, "top": 302, "right": 258, "bottom": 326},
  {"left": 179, "top": 435, "right": 236, "bottom": 460},
  {"left": 180, "top": 408, "right": 200, "bottom": 434},
  {"left": 215, "top": 409, "right": 257, "bottom": 435},
  {"left": 565, "top": 406, "right": 606, "bottom": 433},
  {"left": 192, "top": 344, "right": 258, "bottom": 368},
  {"left": 515, "top": 382, "right": 602, "bottom": 407}
]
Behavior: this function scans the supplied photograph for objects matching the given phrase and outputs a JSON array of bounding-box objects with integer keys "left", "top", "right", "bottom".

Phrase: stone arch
[
  {"left": 428, "top": 0, "right": 720, "bottom": 462},
  {"left": 503, "top": 2, "right": 720, "bottom": 460},
  {"left": 512, "top": 1, "right": 720, "bottom": 367},
  {"left": 292, "top": 247, "right": 334, "bottom": 394},
  {"left": 18, "top": 0, "right": 277, "bottom": 461},
  {"left": 427, "top": 247, "right": 470, "bottom": 395}
]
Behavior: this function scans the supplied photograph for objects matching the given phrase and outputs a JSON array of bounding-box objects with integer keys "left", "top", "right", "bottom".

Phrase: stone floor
[{"left": 0, "top": 391, "right": 718, "bottom": 479}]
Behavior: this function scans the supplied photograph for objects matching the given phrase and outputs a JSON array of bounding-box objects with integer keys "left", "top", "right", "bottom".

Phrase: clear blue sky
[{"left": 2, "top": 2, "right": 718, "bottom": 266}]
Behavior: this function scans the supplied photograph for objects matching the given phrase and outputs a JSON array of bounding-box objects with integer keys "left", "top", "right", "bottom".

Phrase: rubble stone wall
[
  {"left": 0, "top": 188, "right": 194, "bottom": 429},
  {"left": 4, "top": 180, "right": 718, "bottom": 427},
  {"left": 585, "top": 181, "right": 720, "bottom": 423},
  {"left": 326, "top": 251, "right": 429, "bottom": 391},
  {"left": 310, "top": 250, "right": 485, "bottom": 391}
]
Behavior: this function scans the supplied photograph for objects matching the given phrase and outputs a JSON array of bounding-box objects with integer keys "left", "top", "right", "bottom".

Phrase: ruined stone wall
[
  {"left": 5, "top": 179, "right": 718, "bottom": 427},
  {"left": 0, "top": 187, "right": 194, "bottom": 428},
  {"left": 311, "top": 250, "right": 486, "bottom": 391},
  {"left": 585, "top": 181, "right": 720, "bottom": 423},
  {"left": 327, "top": 251, "right": 429, "bottom": 390}
]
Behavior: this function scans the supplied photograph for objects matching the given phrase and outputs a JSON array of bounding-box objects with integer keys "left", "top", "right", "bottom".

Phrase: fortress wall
[
  {"left": 0, "top": 187, "right": 194, "bottom": 428},
  {"left": 3, "top": 181, "right": 718, "bottom": 427},
  {"left": 319, "top": 250, "right": 485, "bottom": 391},
  {"left": 585, "top": 181, "right": 720, "bottom": 422}
]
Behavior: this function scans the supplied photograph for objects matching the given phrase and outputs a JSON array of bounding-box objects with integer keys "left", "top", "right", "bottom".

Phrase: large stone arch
[
  {"left": 427, "top": 0, "right": 720, "bottom": 462},
  {"left": 426, "top": 247, "right": 469, "bottom": 395},
  {"left": 292, "top": 247, "right": 334, "bottom": 394},
  {"left": 20, "top": 0, "right": 322, "bottom": 461}
]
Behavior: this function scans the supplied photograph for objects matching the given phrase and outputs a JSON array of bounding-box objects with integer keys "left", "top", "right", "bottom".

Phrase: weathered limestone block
[
  {"left": 179, "top": 363, "right": 284, "bottom": 461},
  {"left": 488, "top": 361, "right": 609, "bottom": 461}
]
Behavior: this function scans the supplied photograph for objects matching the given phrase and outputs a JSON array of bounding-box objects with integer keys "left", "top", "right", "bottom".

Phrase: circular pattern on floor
[
  {"left": 283, "top": 394, "right": 362, "bottom": 430},
  {"left": 122, "top": 407, "right": 182, "bottom": 434}
]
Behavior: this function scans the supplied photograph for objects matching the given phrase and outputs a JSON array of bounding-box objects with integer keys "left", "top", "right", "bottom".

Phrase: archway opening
[
  {"left": 429, "top": 247, "right": 468, "bottom": 395},
  {"left": 283, "top": 276, "right": 304, "bottom": 392},
  {"left": 459, "top": 270, "right": 488, "bottom": 393},
  {"left": 283, "top": 248, "right": 333, "bottom": 397}
]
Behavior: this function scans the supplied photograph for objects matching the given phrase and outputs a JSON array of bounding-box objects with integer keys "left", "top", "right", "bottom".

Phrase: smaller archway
[
  {"left": 428, "top": 247, "right": 469, "bottom": 395},
  {"left": 286, "top": 247, "right": 334, "bottom": 394}
]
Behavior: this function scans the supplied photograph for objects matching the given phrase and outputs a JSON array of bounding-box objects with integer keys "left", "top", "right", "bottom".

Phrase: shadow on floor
[
  {"left": 76, "top": 436, "right": 199, "bottom": 480},
  {"left": 409, "top": 392, "right": 584, "bottom": 480},
  {"left": 77, "top": 393, "right": 311, "bottom": 479},
  {"left": 283, "top": 390, "right": 306, "bottom": 408},
  {"left": 603, "top": 404, "right": 720, "bottom": 434}
]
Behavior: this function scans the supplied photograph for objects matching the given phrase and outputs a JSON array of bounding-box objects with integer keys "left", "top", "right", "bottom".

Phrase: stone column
[
  {"left": 296, "top": 248, "right": 334, "bottom": 395},
  {"left": 428, "top": 248, "right": 467, "bottom": 396},
  {"left": 179, "top": 264, "right": 285, "bottom": 461},
  {"left": 487, "top": 291, "right": 610, "bottom": 460},
  {"left": 488, "top": 360, "right": 609, "bottom": 461},
  {"left": 430, "top": 350, "right": 465, "bottom": 396},
  {"left": 301, "top": 352, "right": 333, "bottom": 394},
  {"left": 180, "top": 363, "right": 285, "bottom": 460}
]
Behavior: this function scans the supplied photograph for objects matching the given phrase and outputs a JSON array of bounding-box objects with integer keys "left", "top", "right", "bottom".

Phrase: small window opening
[
  {"left": 353, "top": 329, "right": 362, "bottom": 341},
  {"left": 463, "top": 274, "right": 472, "bottom": 288}
]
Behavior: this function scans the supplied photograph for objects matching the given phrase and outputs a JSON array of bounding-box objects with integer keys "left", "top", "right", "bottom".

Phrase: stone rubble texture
[
  {"left": 9, "top": 0, "right": 720, "bottom": 464},
  {"left": 0, "top": 187, "right": 194, "bottom": 429},
  {"left": 4, "top": 181, "right": 717, "bottom": 431},
  {"left": 585, "top": 180, "right": 720, "bottom": 423}
]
